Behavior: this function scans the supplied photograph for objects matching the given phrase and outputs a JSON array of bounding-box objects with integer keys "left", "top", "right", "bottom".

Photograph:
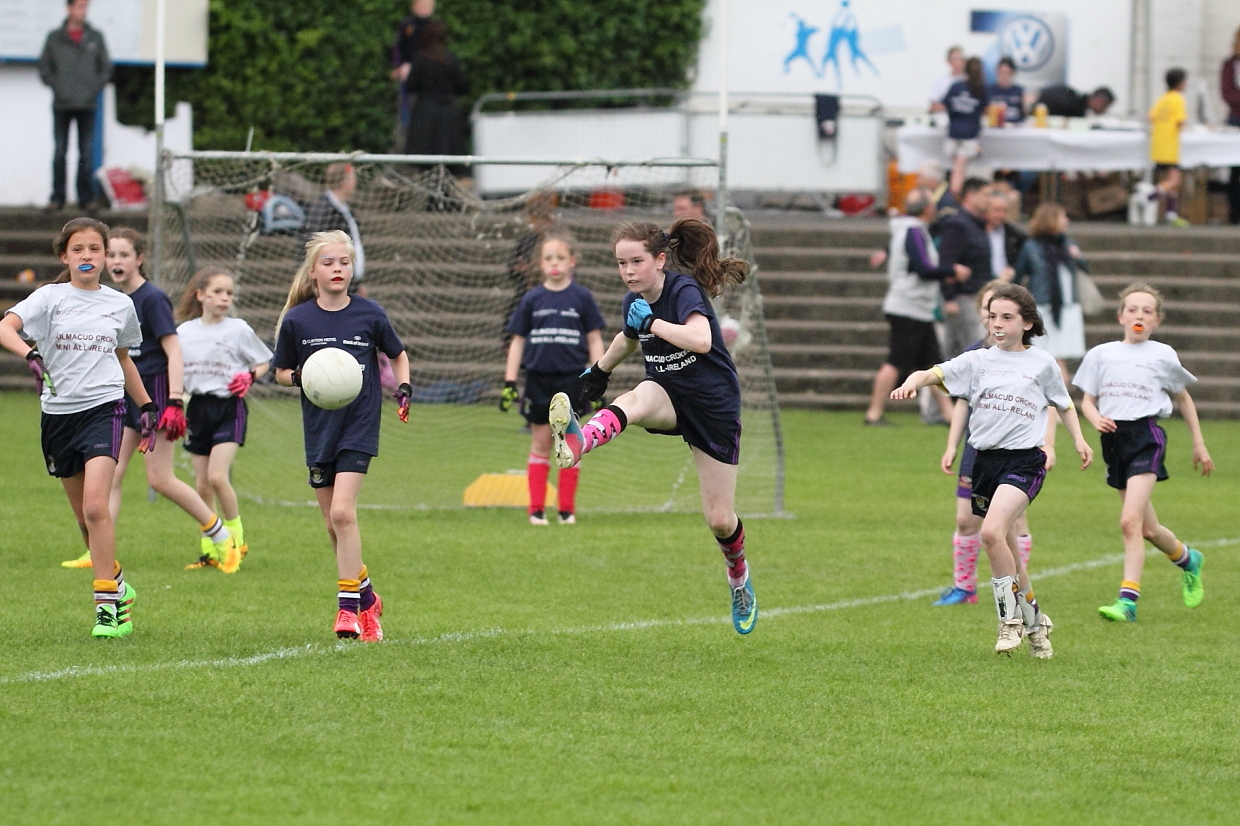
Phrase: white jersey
[
  {"left": 936, "top": 345, "right": 1072, "bottom": 451},
  {"left": 6, "top": 283, "right": 140, "bottom": 415},
  {"left": 1072, "top": 340, "right": 1195, "bottom": 420},
  {"left": 178, "top": 316, "right": 273, "bottom": 398}
]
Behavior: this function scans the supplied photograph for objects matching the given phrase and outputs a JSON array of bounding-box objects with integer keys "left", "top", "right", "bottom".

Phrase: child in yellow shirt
[{"left": 1149, "top": 68, "right": 1188, "bottom": 226}]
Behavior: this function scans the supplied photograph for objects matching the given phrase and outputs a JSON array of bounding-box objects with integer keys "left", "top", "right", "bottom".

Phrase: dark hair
[
  {"left": 175, "top": 265, "right": 235, "bottom": 323},
  {"left": 107, "top": 227, "right": 146, "bottom": 276},
  {"left": 997, "top": 56, "right": 1016, "bottom": 72},
  {"left": 1165, "top": 68, "right": 1187, "bottom": 90},
  {"left": 961, "top": 177, "right": 990, "bottom": 199},
  {"left": 52, "top": 217, "right": 110, "bottom": 284},
  {"left": 1091, "top": 86, "right": 1115, "bottom": 105},
  {"left": 416, "top": 19, "right": 449, "bottom": 62},
  {"left": 986, "top": 282, "right": 1045, "bottom": 344},
  {"left": 965, "top": 57, "right": 985, "bottom": 99},
  {"left": 612, "top": 218, "right": 748, "bottom": 299}
]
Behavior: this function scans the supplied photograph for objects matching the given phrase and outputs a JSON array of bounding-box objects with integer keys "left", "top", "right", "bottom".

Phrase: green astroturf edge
[{"left": 0, "top": 391, "right": 1237, "bottom": 825}]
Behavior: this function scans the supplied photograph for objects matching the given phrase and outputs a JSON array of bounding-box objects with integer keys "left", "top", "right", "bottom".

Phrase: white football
[{"left": 300, "top": 347, "right": 363, "bottom": 410}]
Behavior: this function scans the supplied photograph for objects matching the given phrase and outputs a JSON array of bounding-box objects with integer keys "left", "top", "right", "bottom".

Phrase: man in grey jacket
[{"left": 39, "top": 0, "right": 111, "bottom": 210}]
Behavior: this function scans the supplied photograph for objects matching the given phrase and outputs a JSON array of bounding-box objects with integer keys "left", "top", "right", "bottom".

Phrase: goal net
[{"left": 157, "top": 151, "right": 785, "bottom": 517}]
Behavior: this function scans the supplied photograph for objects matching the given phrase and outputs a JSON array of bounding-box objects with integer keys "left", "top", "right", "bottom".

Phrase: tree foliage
[{"left": 113, "top": 0, "right": 705, "bottom": 152}]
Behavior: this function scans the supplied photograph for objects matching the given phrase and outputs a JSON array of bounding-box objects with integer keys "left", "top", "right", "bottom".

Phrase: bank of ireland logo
[{"left": 999, "top": 15, "right": 1054, "bottom": 72}]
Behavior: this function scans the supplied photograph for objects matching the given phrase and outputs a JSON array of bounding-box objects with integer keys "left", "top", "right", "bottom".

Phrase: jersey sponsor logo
[
  {"left": 301, "top": 337, "right": 337, "bottom": 346},
  {"left": 342, "top": 336, "right": 369, "bottom": 348}
]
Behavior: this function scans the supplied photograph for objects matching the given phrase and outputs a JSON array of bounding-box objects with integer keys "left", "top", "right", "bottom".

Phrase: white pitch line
[{"left": 4, "top": 539, "right": 1236, "bottom": 686}]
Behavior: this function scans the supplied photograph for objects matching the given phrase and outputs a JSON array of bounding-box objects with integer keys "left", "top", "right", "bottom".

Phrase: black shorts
[
  {"left": 970, "top": 447, "right": 1048, "bottom": 517},
  {"left": 521, "top": 370, "right": 587, "bottom": 425},
  {"left": 886, "top": 314, "right": 942, "bottom": 382},
  {"left": 40, "top": 399, "right": 126, "bottom": 478},
  {"left": 1101, "top": 417, "right": 1169, "bottom": 490},
  {"left": 308, "top": 449, "right": 372, "bottom": 489},
  {"left": 957, "top": 442, "right": 978, "bottom": 499},
  {"left": 184, "top": 394, "right": 248, "bottom": 456},
  {"left": 123, "top": 372, "right": 169, "bottom": 430},
  {"left": 641, "top": 379, "right": 742, "bottom": 466}
]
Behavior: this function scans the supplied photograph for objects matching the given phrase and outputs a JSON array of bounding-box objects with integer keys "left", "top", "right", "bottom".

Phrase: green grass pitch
[{"left": 0, "top": 390, "right": 1237, "bottom": 824}]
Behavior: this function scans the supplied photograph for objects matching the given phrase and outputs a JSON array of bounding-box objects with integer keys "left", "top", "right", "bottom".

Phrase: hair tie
[{"left": 664, "top": 231, "right": 679, "bottom": 249}]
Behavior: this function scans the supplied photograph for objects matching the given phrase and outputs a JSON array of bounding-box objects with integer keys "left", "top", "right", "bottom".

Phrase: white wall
[{"left": 0, "top": 65, "right": 191, "bottom": 206}]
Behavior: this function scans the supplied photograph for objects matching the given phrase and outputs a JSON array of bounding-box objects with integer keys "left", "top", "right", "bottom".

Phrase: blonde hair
[
  {"left": 276, "top": 230, "right": 355, "bottom": 336},
  {"left": 175, "top": 265, "right": 234, "bottom": 323},
  {"left": 1118, "top": 282, "right": 1165, "bottom": 318}
]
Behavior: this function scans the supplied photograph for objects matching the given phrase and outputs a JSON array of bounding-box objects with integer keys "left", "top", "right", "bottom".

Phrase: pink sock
[
  {"left": 557, "top": 466, "right": 579, "bottom": 515},
  {"left": 1017, "top": 534, "right": 1032, "bottom": 571},
  {"left": 582, "top": 407, "right": 625, "bottom": 453},
  {"left": 527, "top": 455, "right": 549, "bottom": 514},
  {"left": 716, "top": 520, "right": 747, "bottom": 586},
  {"left": 953, "top": 532, "right": 981, "bottom": 592}
]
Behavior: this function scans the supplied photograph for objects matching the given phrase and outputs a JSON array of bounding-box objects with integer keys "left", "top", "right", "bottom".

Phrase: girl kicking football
[
  {"left": 547, "top": 217, "right": 757, "bottom": 634},
  {"left": 894, "top": 282, "right": 1094, "bottom": 657},
  {"left": 273, "top": 231, "right": 411, "bottom": 641},
  {"left": 175, "top": 266, "right": 273, "bottom": 567},
  {"left": 0, "top": 217, "right": 157, "bottom": 637},
  {"left": 501, "top": 228, "right": 605, "bottom": 525},
  {"left": 99, "top": 228, "right": 242, "bottom": 574},
  {"left": 1072, "top": 283, "right": 1213, "bottom": 622}
]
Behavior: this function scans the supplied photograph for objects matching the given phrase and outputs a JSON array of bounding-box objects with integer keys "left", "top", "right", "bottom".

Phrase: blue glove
[{"left": 626, "top": 299, "right": 655, "bottom": 334}]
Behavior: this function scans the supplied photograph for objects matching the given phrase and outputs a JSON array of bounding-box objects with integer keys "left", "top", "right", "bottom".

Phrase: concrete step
[
  {"left": 755, "top": 271, "right": 888, "bottom": 298},
  {"left": 766, "top": 344, "right": 885, "bottom": 371}
]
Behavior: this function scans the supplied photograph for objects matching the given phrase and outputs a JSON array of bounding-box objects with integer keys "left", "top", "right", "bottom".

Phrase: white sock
[
  {"left": 201, "top": 515, "right": 230, "bottom": 545},
  {"left": 991, "top": 576, "right": 1018, "bottom": 622}
]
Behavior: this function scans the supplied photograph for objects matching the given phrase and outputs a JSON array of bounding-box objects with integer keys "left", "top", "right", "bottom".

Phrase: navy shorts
[
  {"left": 641, "top": 379, "right": 742, "bottom": 466},
  {"left": 521, "top": 370, "right": 588, "bottom": 425},
  {"left": 41, "top": 399, "right": 126, "bottom": 478},
  {"left": 957, "top": 443, "right": 978, "bottom": 499},
  {"left": 308, "top": 449, "right": 372, "bottom": 489},
  {"left": 886, "top": 314, "right": 942, "bottom": 382},
  {"left": 1101, "top": 417, "right": 1169, "bottom": 490},
  {"left": 184, "top": 394, "right": 248, "bottom": 456},
  {"left": 970, "top": 447, "right": 1048, "bottom": 517},
  {"left": 123, "top": 372, "right": 169, "bottom": 430}
]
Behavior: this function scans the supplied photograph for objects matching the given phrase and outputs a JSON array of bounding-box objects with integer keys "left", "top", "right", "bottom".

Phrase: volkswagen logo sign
[{"left": 999, "top": 16, "right": 1055, "bottom": 72}]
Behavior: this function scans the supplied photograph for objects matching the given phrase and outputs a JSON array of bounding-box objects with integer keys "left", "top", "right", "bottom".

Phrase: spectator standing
[
  {"left": 864, "top": 188, "right": 968, "bottom": 426},
  {"left": 391, "top": 0, "right": 435, "bottom": 144},
  {"left": 304, "top": 163, "right": 367, "bottom": 296},
  {"left": 984, "top": 192, "right": 1025, "bottom": 282},
  {"left": 404, "top": 20, "right": 469, "bottom": 158},
  {"left": 672, "top": 190, "right": 708, "bottom": 221},
  {"left": 1036, "top": 84, "right": 1114, "bottom": 118},
  {"left": 38, "top": 0, "right": 111, "bottom": 211},
  {"left": 1014, "top": 202, "right": 1088, "bottom": 383},
  {"left": 929, "top": 47, "right": 966, "bottom": 113},
  {"left": 937, "top": 178, "right": 994, "bottom": 357},
  {"left": 1221, "top": 27, "right": 1240, "bottom": 224},
  {"left": 1149, "top": 68, "right": 1189, "bottom": 227},
  {"left": 988, "top": 57, "right": 1026, "bottom": 124},
  {"left": 942, "top": 57, "right": 988, "bottom": 196}
]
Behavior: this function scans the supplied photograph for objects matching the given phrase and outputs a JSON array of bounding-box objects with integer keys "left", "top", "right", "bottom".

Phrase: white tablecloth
[{"left": 897, "top": 125, "right": 1240, "bottom": 172}]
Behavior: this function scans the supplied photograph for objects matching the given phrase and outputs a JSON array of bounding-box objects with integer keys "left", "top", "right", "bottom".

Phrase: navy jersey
[
  {"left": 272, "top": 297, "right": 405, "bottom": 465},
  {"left": 505, "top": 282, "right": 605, "bottom": 373},
  {"left": 943, "top": 80, "right": 988, "bottom": 139},
  {"left": 622, "top": 270, "right": 740, "bottom": 417},
  {"left": 126, "top": 281, "right": 177, "bottom": 376},
  {"left": 987, "top": 83, "right": 1026, "bottom": 123}
]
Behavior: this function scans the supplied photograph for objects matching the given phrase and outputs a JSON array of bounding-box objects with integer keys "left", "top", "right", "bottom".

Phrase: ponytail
[
  {"left": 275, "top": 230, "right": 354, "bottom": 337},
  {"left": 611, "top": 217, "right": 748, "bottom": 299}
]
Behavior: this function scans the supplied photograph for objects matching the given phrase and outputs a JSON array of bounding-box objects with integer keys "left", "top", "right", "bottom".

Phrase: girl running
[
  {"left": 96, "top": 228, "right": 242, "bottom": 575},
  {"left": 935, "top": 281, "right": 1045, "bottom": 606},
  {"left": 175, "top": 266, "right": 273, "bottom": 567},
  {"left": 0, "top": 217, "right": 157, "bottom": 637},
  {"left": 893, "top": 282, "right": 1093, "bottom": 657},
  {"left": 1072, "top": 283, "right": 1213, "bottom": 622},
  {"left": 547, "top": 218, "right": 757, "bottom": 635},
  {"left": 273, "top": 230, "right": 411, "bottom": 641},
  {"left": 501, "top": 229, "right": 605, "bottom": 525}
]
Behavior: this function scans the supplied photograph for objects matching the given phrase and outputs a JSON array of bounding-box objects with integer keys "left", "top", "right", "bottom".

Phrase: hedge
[{"left": 113, "top": 0, "right": 705, "bottom": 153}]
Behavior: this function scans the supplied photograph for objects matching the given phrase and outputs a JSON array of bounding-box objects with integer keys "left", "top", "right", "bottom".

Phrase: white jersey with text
[
  {"left": 1072, "top": 340, "right": 1195, "bottom": 420},
  {"left": 937, "top": 345, "right": 1071, "bottom": 450},
  {"left": 6, "top": 283, "right": 140, "bottom": 414},
  {"left": 178, "top": 317, "right": 274, "bottom": 398}
]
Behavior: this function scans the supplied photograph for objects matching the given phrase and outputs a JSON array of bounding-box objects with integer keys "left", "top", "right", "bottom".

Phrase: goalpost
[{"left": 154, "top": 151, "right": 785, "bottom": 516}]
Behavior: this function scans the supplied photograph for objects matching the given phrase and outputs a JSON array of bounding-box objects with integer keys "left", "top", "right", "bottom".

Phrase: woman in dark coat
[{"left": 403, "top": 20, "right": 469, "bottom": 157}]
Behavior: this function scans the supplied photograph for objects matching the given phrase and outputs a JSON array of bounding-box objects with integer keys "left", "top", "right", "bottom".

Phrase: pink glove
[
  {"left": 228, "top": 370, "right": 255, "bottom": 397},
  {"left": 159, "top": 399, "right": 187, "bottom": 440}
]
